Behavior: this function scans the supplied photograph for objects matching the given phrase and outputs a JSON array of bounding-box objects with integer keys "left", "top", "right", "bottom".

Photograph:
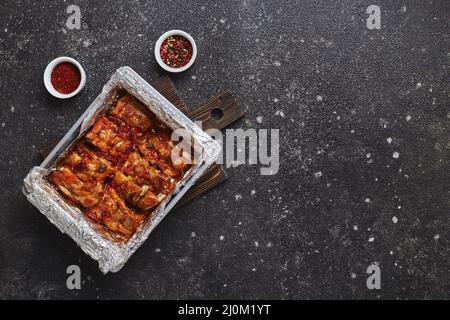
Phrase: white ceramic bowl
[
  {"left": 154, "top": 30, "right": 197, "bottom": 73},
  {"left": 43, "top": 56, "right": 86, "bottom": 99}
]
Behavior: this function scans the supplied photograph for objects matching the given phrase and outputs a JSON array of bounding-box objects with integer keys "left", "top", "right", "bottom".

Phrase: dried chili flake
[
  {"left": 51, "top": 62, "right": 81, "bottom": 94},
  {"left": 160, "top": 35, "right": 193, "bottom": 68}
]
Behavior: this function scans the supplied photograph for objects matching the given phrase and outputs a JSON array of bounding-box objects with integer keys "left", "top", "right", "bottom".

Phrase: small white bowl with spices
[
  {"left": 155, "top": 30, "right": 197, "bottom": 73},
  {"left": 43, "top": 56, "right": 86, "bottom": 99}
]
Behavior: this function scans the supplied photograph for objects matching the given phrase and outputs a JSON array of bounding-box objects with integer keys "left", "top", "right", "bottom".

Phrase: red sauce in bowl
[{"left": 51, "top": 62, "right": 81, "bottom": 94}]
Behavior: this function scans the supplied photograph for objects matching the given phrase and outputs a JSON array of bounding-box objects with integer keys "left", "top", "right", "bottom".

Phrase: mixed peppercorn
[{"left": 160, "top": 35, "right": 193, "bottom": 68}]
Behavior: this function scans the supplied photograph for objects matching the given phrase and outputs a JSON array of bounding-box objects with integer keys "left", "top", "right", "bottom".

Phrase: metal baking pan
[{"left": 23, "top": 66, "right": 221, "bottom": 273}]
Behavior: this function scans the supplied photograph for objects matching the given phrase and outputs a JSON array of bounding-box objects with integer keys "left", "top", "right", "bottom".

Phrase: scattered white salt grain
[
  {"left": 350, "top": 273, "right": 357, "bottom": 279},
  {"left": 386, "top": 137, "right": 393, "bottom": 144},
  {"left": 415, "top": 82, "right": 422, "bottom": 89},
  {"left": 219, "top": 18, "right": 227, "bottom": 24},
  {"left": 82, "top": 39, "right": 91, "bottom": 47},
  {"left": 365, "top": 198, "right": 371, "bottom": 203},
  {"left": 252, "top": 268, "right": 256, "bottom": 272},
  {"left": 10, "top": 106, "right": 15, "bottom": 113},
  {"left": 366, "top": 153, "right": 371, "bottom": 158},
  {"left": 389, "top": 251, "right": 394, "bottom": 255},
  {"left": 254, "top": 241, "right": 259, "bottom": 247},
  {"left": 353, "top": 225, "right": 359, "bottom": 231},
  {"left": 235, "top": 194, "right": 243, "bottom": 201},
  {"left": 314, "top": 171, "right": 322, "bottom": 178},
  {"left": 191, "top": 75, "right": 197, "bottom": 80},
  {"left": 316, "top": 95, "right": 323, "bottom": 102},
  {"left": 393, "top": 151, "right": 400, "bottom": 159},
  {"left": 397, "top": 205, "right": 402, "bottom": 209},
  {"left": 256, "top": 116, "right": 263, "bottom": 123},
  {"left": 250, "top": 189, "right": 256, "bottom": 196},
  {"left": 392, "top": 216, "right": 398, "bottom": 224},
  {"left": 1, "top": 123, "right": 5, "bottom": 127},
  {"left": 155, "top": 248, "right": 161, "bottom": 253},
  {"left": 273, "top": 98, "right": 279, "bottom": 103},
  {"left": 191, "top": 232, "right": 196, "bottom": 238},
  {"left": 368, "top": 237, "right": 375, "bottom": 242},
  {"left": 434, "top": 234, "right": 440, "bottom": 240},
  {"left": 401, "top": 6, "right": 407, "bottom": 13},
  {"left": 275, "top": 110, "right": 285, "bottom": 118},
  {"left": 406, "top": 115, "right": 411, "bottom": 121},
  {"left": 219, "top": 235, "right": 225, "bottom": 241},
  {"left": 273, "top": 61, "right": 281, "bottom": 67}
]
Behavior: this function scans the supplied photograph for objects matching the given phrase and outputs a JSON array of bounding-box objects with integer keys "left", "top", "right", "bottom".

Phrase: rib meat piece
[
  {"left": 121, "top": 152, "right": 174, "bottom": 194},
  {"left": 137, "top": 130, "right": 190, "bottom": 178},
  {"left": 112, "top": 171, "right": 166, "bottom": 211},
  {"left": 109, "top": 95, "right": 155, "bottom": 132},
  {"left": 61, "top": 143, "right": 114, "bottom": 182},
  {"left": 85, "top": 116, "right": 138, "bottom": 166},
  {"left": 48, "top": 167, "right": 103, "bottom": 208},
  {"left": 85, "top": 186, "right": 145, "bottom": 237}
]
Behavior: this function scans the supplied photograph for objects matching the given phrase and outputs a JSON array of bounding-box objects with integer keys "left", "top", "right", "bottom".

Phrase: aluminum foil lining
[{"left": 23, "top": 67, "right": 221, "bottom": 273}]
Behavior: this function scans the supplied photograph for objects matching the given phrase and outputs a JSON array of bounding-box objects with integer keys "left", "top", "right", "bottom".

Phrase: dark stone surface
[{"left": 0, "top": 0, "right": 449, "bottom": 299}]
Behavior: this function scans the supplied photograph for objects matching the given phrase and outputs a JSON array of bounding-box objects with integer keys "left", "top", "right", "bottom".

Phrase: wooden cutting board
[{"left": 40, "top": 76, "right": 244, "bottom": 209}]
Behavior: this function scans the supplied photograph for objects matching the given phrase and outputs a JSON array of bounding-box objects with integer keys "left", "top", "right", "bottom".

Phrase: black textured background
[{"left": 0, "top": 0, "right": 449, "bottom": 299}]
